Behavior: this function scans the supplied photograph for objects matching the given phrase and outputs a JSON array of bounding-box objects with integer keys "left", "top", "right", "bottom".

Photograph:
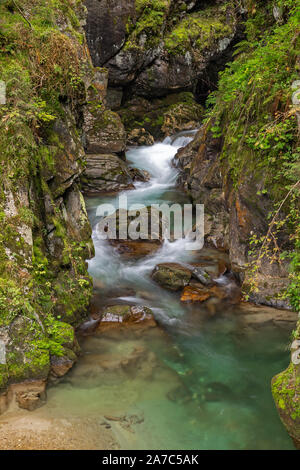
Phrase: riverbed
[{"left": 0, "top": 134, "right": 295, "bottom": 450}]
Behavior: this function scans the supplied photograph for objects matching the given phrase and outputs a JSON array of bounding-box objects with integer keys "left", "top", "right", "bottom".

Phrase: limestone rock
[{"left": 238, "top": 303, "right": 298, "bottom": 330}]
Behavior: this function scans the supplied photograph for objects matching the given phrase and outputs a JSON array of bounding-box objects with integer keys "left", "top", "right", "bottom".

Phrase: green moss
[
  {"left": 120, "top": 92, "right": 203, "bottom": 138},
  {"left": 0, "top": 0, "right": 93, "bottom": 391},
  {"left": 272, "top": 363, "right": 300, "bottom": 421},
  {"left": 125, "top": 0, "right": 171, "bottom": 49},
  {"left": 204, "top": 1, "right": 300, "bottom": 308},
  {"left": 165, "top": 3, "right": 234, "bottom": 55}
]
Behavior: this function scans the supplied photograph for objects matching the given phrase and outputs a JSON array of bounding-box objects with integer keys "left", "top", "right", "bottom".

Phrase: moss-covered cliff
[
  {"left": 0, "top": 0, "right": 99, "bottom": 408},
  {"left": 84, "top": 0, "right": 243, "bottom": 139}
]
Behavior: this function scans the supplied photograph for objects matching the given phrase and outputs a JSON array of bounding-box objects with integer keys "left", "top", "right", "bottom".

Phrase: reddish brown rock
[
  {"left": 180, "top": 285, "right": 211, "bottom": 303},
  {"left": 110, "top": 240, "right": 161, "bottom": 259}
]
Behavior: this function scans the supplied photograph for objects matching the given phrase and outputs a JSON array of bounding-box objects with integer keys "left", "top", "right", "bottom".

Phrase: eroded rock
[{"left": 13, "top": 380, "right": 47, "bottom": 412}]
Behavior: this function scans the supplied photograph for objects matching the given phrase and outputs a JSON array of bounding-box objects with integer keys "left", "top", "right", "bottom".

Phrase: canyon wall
[{"left": 0, "top": 0, "right": 298, "bottom": 447}]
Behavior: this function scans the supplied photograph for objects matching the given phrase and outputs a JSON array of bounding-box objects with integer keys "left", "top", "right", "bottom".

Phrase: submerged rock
[
  {"left": 110, "top": 240, "right": 161, "bottom": 259},
  {"left": 97, "top": 305, "right": 157, "bottom": 331},
  {"left": 167, "top": 385, "right": 193, "bottom": 405},
  {"left": 203, "top": 381, "right": 235, "bottom": 403}
]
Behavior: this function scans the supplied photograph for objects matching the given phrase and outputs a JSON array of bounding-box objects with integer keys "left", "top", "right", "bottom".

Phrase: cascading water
[
  {"left": 80, "top": 133, "right": 294, "bottom": 449},
  {"left": 5, "top": 133, "right": 293, "bottom": 450}
]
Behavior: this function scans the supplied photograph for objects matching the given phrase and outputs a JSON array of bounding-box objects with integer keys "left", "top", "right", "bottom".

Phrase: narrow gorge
[{"left": 0, "top": 0, "right": 299, "bottom": 450}]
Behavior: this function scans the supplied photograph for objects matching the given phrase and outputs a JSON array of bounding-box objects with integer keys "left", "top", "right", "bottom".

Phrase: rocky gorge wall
[
  {"left": 171, "top": 0, "right": 300, "bottom": 447},
  {"left": 0, "top": 0, "right": 120, "bottom": 411},
  {"left": 84, "top": 0, "right": 244, "bottom": 141},
  {"left": 0, "top": 0, "right": 298, "bottom": 449}
]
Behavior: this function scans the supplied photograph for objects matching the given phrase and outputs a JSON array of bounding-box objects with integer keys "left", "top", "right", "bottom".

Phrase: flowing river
[{"left": 0, "top": 134, "right": 294, "bottom": 450}]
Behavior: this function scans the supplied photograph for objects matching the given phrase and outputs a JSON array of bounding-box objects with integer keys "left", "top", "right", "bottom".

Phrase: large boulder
[
  {"left": 97, "top": 206, "right": 166, "bottom": 242},
  {"left": 83, "top": 108, "right": 127, "bottom": 156}
]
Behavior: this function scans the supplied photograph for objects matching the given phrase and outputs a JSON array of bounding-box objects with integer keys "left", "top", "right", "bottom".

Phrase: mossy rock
[
  {"left": 151, "top": 263, "right": 192, "bottom": 291},
  {"left": 119, "top": 92, "right": 203, "bottom": 139},
  {"left": 272, "top": 361, "right": 300, "bottom": 448}
]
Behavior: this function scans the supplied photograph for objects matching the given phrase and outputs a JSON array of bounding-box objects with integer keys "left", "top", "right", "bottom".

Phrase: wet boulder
[
  {"left": 128, "top": 167, "right": 151, "bottom": 183},
  {"left": 203, "top": 381, "right": 235, "bottom": 403},
  {"left": 12, "top": 380, "right": 47, "bottom": 412},
  {"left": 190, "top": 266, "right": 213, "bottom": 286},
  {"left": 151, "top": 263, "right": 192, "bottom": 291},
  {"left": 180, "top": 280, "right": 239, "bottom": 305}
]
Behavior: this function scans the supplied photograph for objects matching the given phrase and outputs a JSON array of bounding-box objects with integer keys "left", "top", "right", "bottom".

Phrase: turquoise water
[
  {"left": 40, "top": 134, "right": 294, "bottom": 449},
  {"left": 80, "top": 134, "right": 294, "bottom": 449}
]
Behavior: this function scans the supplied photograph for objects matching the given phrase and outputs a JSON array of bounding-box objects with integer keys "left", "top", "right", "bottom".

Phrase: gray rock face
[
  {"left": 85, "top": 0, "right": 240, "bottom": 98},
  {"left": 84, "top": 0, "right": 136, "bottom": 66},
  {"left": 81, "top": 154, "right": 134, "bottom": 193}
]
